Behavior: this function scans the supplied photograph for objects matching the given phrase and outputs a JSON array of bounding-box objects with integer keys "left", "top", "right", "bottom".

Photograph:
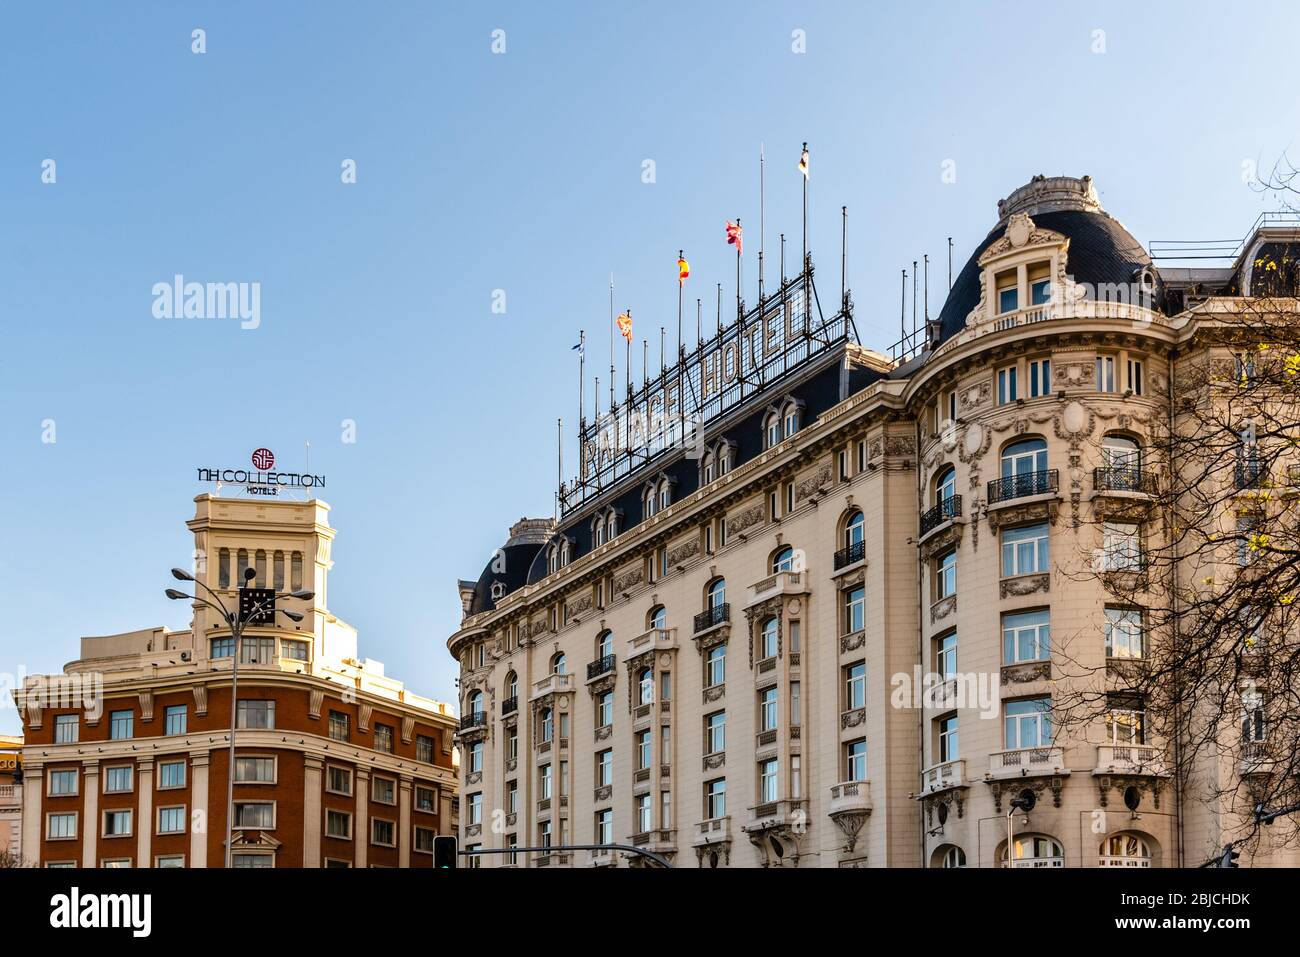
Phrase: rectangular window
[
  {"left": 934, "top": 549, "right": 957, "bottom": 600},
  {"left": 1002, "top": 522, "right": 1049, "bottom": 577},
  {"left": 1102, "top": 522, "right": 1142, "bottom": 571},
  {"left": 844, "top": 663, "right": 866, "bottom": 710},
  {"left": 164, "top": 705, "right": 187, "bottom": 736},
  {"left": 1002, "top": 608, "right": 1050, "bottom": 664},
  {"left": 540, "top": 764, "right": 553, "bottom": 800},
  {"left": 110, "top": 710, "right": 134, "bottom": 740},
  {"left": 598, "top": 692, "right": 613, "bottom": 728},
  {"left": 210, "top": 637, "right": 235, "bottom": 659},
  {"left": 326, "top": 809, "right": 352, "bottom": 839},
  {"left": 328, "top": 711, "right": 350, "bottom": 741},
  {"left": 845, "top": 739, "right": 867, "bottom": 781},
  {"left": 661, "top": 790, "right": 672, "bottom": 829},
  {"left": 54, "top": 713, "right": 79, "bottom": 743},
  {"left": 1029, "top": 358, "right": 1051, "bottom": 398},
  {"left": 414, "top": 827, "right": 435, "bottom": 852},
  {"left": 47, "top": 813, "right": 77, "bottom": 840},
  {"left": 936, "top": 631, "right": 957, "bottom": 680},
  {"left": 467, "top": 792, "right": 483, "bottom": 825},
  {"left": 1097, "top": 355, "right": 1116, "bottom": 392},
  {"left": 371, "top": 776, "right": 396, "bottom": 804},
  {"left": 706, "top": 645, "right": 726, "bottom": 687},
  {"left": 857, "top": 439, "right": 867, "bottom": 472},
  {"left": 636, "top": 794, "right": 652, "bottom": 833},
  {"left": 1030, "top": 278, "right": 1051, "bottom": 306},
  {"left": 416, "top": 785, "right": 435, "bottom": 812},
  {"left": 469, "top": 741, "right": 483, "bottom": 773},
  {"left": 1127, "top": 358, "right": 1144, "bottom": 396},
  {"left": 789, "top": 681, "right": 801, "bottom": 727},
  {"left": 844, "top": 586, "right": 865, "bottom": 634},
  {"left": 157, "top": 806, "right": 186, "bottom": 835},
  {"left": 416, "top": 734, "right": 435, "bottom": 764},
  {"left": 997, "top": 366, "right": 1019, "bottom": 405},
  {"left": 759, "top": 758, "right": 779, "bottom": 803},
  {"left": 240, "top": 637, "right": 276, "bottom": 664},
  {"left": 326, "top": 766, "right": 352, "bottom": 796},
  {"left": 759, "top": 687, "right": 778, "bottom": 732},
  {"left": 636, "top": 731, "right": 651, "bottom": 771},
  {"left": 155, "top": 856, "right": 184, "bottom": 868},
  {"left": 371, "top": 819, "right": 395, "bottom": 847},
  {"left": 281, "top": 639, "right": 309, "bottom": 661},
  {"left": 596, "top": 809, "right": 613, "bottom": 846},
  {"left": 234, "top": 757, "right": 275, "bottom": 784},
  {"left": 705, "top": 712, "right": 726, "bottom": 754},
  {"left": 789, "top": 621, "right": 801, "bottom": 654},
  {"left": 374, "top": 723, "right": 394, "bottom": 754},
  {"left": 1105, "top": 695, "right": 1145, "bottom": 745},
  {"left": 103, "top": 809, "right": 133, "bottom": 837},
  {"left": 939, "top": 714, "right": 959, "bottom": 761},
  {"left": 104, "top": 765, "right": 133, "bottom": 794},
  {"left": 705, "top": 778, "right": 726, "bottom": 819},
  {"left": 158, "top": 760, "right": 186, "bottom": 789},
  {"left": 597, "top": 749, "right": 613, "bottom": 787},
  {"left": 1004, "top": 698, "right": 1051, "bottom": 749},
  {"left": 234, "top": 802, "right": 274, "bottom": 828},
  {"left": 48, "top": 769, "right": 77, "bottom": 796},
  {"left": 507, "top": 728, "right": 518, "bottom": 761},
  {"left": 997, "top": 282, "right": 1019, "bottom": 315},
  {"left": 236, "top": 700, "right": 275, "bottom": 730},
  {"left": 1104, "top": 607, "right": 1145, "bottom": 658}
]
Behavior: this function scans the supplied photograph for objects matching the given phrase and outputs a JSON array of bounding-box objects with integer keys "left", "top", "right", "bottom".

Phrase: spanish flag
[
  {"left": 678, "top": 256, "right": 690, "bottom": 284},
  {"left": 617, "top": 311, "right": 633, "bottom": 342}
]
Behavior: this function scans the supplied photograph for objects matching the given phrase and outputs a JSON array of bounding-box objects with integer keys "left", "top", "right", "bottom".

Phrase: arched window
[
  {"left": 290, "top": 551, "right": 303, "bottom": 591},
  {"left": 273, "top": 550, "right": 285, "bottom": 590},
  {"left": 237, "top": 549, "right": 250, "bottom": 584},
  {"left": 1002, "top": 834, "right": 1064, "bottom": 868},
  {"left": 540, "top": 707, "right": 553, "bottom": 742},
  {"left": 934, "top": 466, "right": 956, "bottom": 506},
  {"left": 999, "top": 438, "right": 1049, "bottom": 498},
  {"left": 844, "top": 510, "right": 865, "bottom": 549},
  {"left": 783, "top": 404, "right": 800, "bottom": 438},
  {"left": 596, "top": 630, "right": 613, "bottom": 660},
  {"left": 606, "top": 512, "right": 618, "bottom": 542},
  {"left": 594, "top": 519, "right": 605, "bottom": 547},
  {"left": 1101, "top": 435, "right": 1142, "bottom": 490},
  {"left": 706, "top": 578, "right": 726, "bottom": 609},
  {"left": 772, "top": 546, "right": 795, "bottom": 573},
  {"left": 254, "top": 549, "right": 267, "bottom": 588},
  {"left": 467, "top": 690, "right": 483, "bottom": 716},
  {"left": 218, "top": 548, "right": 231, "bottom": 589},
  {"left": 939, "top": 845, "right": 967, "bottom": 868},
  {"left": 505, "top": 671, "right": 518, "bottom": 699},
  {"left": 638, "top": 667, "right": 654, "bottom": 705},
  {"left": 765, "top": 413, "right": 782, "bottom": 449},
  {"left": 760, "top": 617, "right": 779, "bottom": 659},
  {"left": 644, "top": 487, "right": 657, "bottom": 519},
  {"left": 551, "top": 652, "right": 566, "bottom": 675},
  {"left": 648, "top": 606, "right": 666, "bottom": 630},
  {"left": 702, "top": 452, "right": 715, "bottom": 485},
  {"left": 560, "top": 540, "right": 571, "bottom": 566},
  {"left": 1099, "top": 833, "right": 1152, "bottom": 868},
  {"left": 718, "top": 443, "right": 731, "bottom": 475}
]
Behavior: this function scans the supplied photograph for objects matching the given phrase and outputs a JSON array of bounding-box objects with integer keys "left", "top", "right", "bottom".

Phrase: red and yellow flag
[
  {"left": 616, "top": 311, "right": 633, "bottom": 342},
  {"left": 678, "top": 256, "right": 690, "bottom": 284},
  {"left": 725, "top": 220, "right": 743, "bottom": 256}
]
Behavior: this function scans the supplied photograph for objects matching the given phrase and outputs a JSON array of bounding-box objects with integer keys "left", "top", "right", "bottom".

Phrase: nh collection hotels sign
[
  {"left": 197, "top": 448, "right": 326, "bottom": 497},
  {"left": 562, "top": 267, "right": 849, "bottom": 514}
]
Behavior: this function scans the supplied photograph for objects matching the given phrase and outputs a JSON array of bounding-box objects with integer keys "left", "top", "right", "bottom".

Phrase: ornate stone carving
[
  {"left": 729, "top": 502, "right": 766, "bottom": 536},
  {"left": 840, "top": 630, "right": 865, "bottom": 654},
  {"left": 308, "top": 689, "right": 324, "bottom": 720},
  {"left": 667, "top": 537, "right": 701, "bottom": 568},
  {"left": 703, "top": 752, "right": 725, "bottom": 771},
  {"left": 567, "top": 592, "right": 594, "bottom": 617},
  {"left": 930, "top": 595, "right": 956, "bottom": 624},
  {"left": 595, "top": 724, "right": 612, "bottom": 742},
  {"left": 1095, "top": 775, "right": 1165, "bottom": 810},
  {"left": 594, "top": 784, "right": 612, "bottom": 802},
  {"left": 999, "top": 574, "right": 1050, "bottom": 599},
  {"left": 988, "top": 776, "right": 1065, "bottom": 813},
  {"left": 919, "top": 522, "right": 963, "bottom": 562},
  {"left": 613, "top": 565, "right": 644, "bottom": 594},
  {"left": 467, "top": 771, "right": 482, "bottom": 786},
  {"left": 986, "top": 499, "right": 1057, "bottom": 532},
  {"left": 193, "top": 684, "right": 208, "bottom": 716},
  {"left": 795, "top": 463, "right": 833, "bottom": 502},
  {"left": 1001, "top": 661, "right": 1051, "bottom": 684},
  {"left": 703, "top": 684, "right": 725, "bottom": 703},
  {"left": 841, "top": 707, "right": 866, "bottom": 730},
  {"left": 744, "top": 597, "right": 784, "bottom": 666}
]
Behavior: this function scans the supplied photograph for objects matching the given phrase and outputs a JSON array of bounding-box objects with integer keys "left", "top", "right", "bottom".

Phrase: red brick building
[{"left": 16, "top": 496, "right": 457, "bottom": 868}]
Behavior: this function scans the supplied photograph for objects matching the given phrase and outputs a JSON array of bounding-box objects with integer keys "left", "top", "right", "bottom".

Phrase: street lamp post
[{"left": 167, "top": 565, "right": 313, "bottom": 868}]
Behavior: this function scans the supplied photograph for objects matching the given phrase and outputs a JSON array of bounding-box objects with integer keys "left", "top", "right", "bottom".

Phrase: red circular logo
[{"left": 251, "top": 448, "right": 275, "bottom": 470}]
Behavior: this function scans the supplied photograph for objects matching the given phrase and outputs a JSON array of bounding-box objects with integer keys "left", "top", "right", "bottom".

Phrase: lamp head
[
  {"left": 170, "top": 568, "right": 194, "bottom": 582},
  {"left": 165, "top": 589, "right": 190, "bottom": 601}
]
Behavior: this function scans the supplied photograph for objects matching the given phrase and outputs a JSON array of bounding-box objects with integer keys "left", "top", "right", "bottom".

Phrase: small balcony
[
  {"left": 987, "top": 469, "right": 1058, "bottom": 505},
  {"left": 693, "top": 816, "right": 731, "bottom": 847},
  {"left": 1241, "top": 740, "right": 1275, "bottom": 775},
  {"left": 987, "top": 746, "right": 1068, "bottom": 781},
  {"left": 586, "top": 655, "right": 616, "bottom": 682},
  {"left": 834, "top": 540, "right": 866, "bottom": 571},
  {"left": 746, "top": 570, "right": 810, "bottom": 608},
  {"left": 743, "top": 798, "right": 807, "bottom": 834},
  {"left": 1236, "top": 462, "right": 1265, "bottom": 490},
  {"left": 693, "top": 605, "right": 729, "bottom": 634},
  {"left": 828, "top": 780, "right": 872, "bottom": 817},
  {"left": 1093, "top": 744, "right": 1167, "bottom": 776},
  {"left": 920, "top": 759, "right": 967, "bottom": 795},
  {"left": 628, "top": 627, "right": 677, "bottom": 655},
  {"left": 919, "top": 495, "right": 962, "bottom": 537},
  {"left": 531, "top": 672, "right": 575, "bottom": 701},
  {"left": 501, "top": 695, "right": 518, "bottom": 716},
  {"left": 459, "top": 711, "right": 486, "bottom": 732},
  {"left": 1094, "top": 467, "right": 1157, "bottom": 496}
]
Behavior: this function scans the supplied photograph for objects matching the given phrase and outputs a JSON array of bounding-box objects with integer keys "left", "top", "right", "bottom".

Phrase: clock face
[{"left": 239, "top": 588, "right": 276, "bottom": 624}]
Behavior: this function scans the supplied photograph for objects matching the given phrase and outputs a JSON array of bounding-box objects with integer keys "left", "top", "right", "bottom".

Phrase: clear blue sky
[{"left": 1, "top": 1, "right": 1296, "bottom": 734}]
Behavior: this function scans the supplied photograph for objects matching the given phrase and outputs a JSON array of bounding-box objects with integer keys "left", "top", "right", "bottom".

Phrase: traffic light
[
  {"left": 1219, "top": 842, "right": 1240, "bottom": 868},
  {"left": 433, "top": 835, "right": 458, "bottom": 869}
]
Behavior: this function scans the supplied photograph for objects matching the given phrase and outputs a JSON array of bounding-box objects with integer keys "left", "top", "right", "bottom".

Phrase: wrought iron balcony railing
[
  {"left": 501, "top": 695, "right": 518, "bottom": 716},
  {"left": 1094, "top": 467, "right": 1157, "bottom": 494},
  {"left": 586, "top": 654, "right": 615, "bottom": 680},
  {"left": 834, "top": 539, "right": 866, "bottom": 570},
  {"left": 693, "top": 604, "right": 730, "bottom": 633},
  {"left": 459, "top": 711, "right": 487, "bottom": 731},
  {"left": 919, "top": 495, "right": 962, "bottom": 536},
  {"left": 987, "top": 469, "right": 1058, "bottom": 504},
  {"left": 1235, "top": 462, "right": 1265, "bottom": 489}
]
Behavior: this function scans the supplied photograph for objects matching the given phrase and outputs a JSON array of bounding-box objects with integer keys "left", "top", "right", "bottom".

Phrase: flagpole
[
  {"left": 578, "top": 330, "right": 585, "bottom": 433},
  {"left": 642, "top": 339, "right": 648, "bottom": 387},
  {"left": 609, "top": 274, "right": 615, "bottom": 412},
  {"left": 696, "top": 298, "right": 701, "bottom": 346},
  {"left": 759, "top": 143, "right": 765, "bottom": 305},
  {"left": 801, "top": 142, "right": 808, "bottom": 274},
  {"left": 716, "top": 283, "right": 721, "bottom": 336},
  {"left": 625, "top": 309, "right": 632, "bottom": 401},
  {"left": 677, "top": 250, "right": 684, "bottom": 361},
  {"left": 555, "top": 418, "right": 562, "bottom": 522},
  {"left": 735, "top": 217, "right": 742, "bottom": 321}
]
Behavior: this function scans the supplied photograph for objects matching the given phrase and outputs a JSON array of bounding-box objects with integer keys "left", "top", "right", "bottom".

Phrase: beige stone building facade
[{"left": 448, "top": 175, "right": 1300, "bottom": 867}]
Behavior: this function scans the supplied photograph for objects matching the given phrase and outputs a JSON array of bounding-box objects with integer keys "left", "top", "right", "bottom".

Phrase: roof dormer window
[{"left": 996, "top": 270, "right": 1018, "bottom": 314}]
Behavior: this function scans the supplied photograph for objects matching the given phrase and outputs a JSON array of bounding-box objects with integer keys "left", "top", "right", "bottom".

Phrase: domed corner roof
[
  {"left": 467, "top": 518, "right": 553, "bottom": 616},
  {"left": 935, "top": 177, "right": 1159, "bottom": 348}
]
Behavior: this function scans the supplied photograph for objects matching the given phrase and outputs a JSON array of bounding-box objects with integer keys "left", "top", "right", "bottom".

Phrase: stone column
[
  {"left": 136, "top": 758, "right": 154, "bottom": 867},
  {"left": 398, "top": 775, "right": 412, "bottom": 868},
  {"left": 303, "top": 756, "right": 322, "bottom": 868},
  {"left": 81, "top": 763, "right": 99, "bottom": 868},
  {"left": 20, "top": 764, "right": 43, "bottom": 865},
  {"left": 190, "top": 751, "right": 209, "bottom": 867},
  {"left": 354, "top": 769, "right": 369, "bottom": 868}
]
